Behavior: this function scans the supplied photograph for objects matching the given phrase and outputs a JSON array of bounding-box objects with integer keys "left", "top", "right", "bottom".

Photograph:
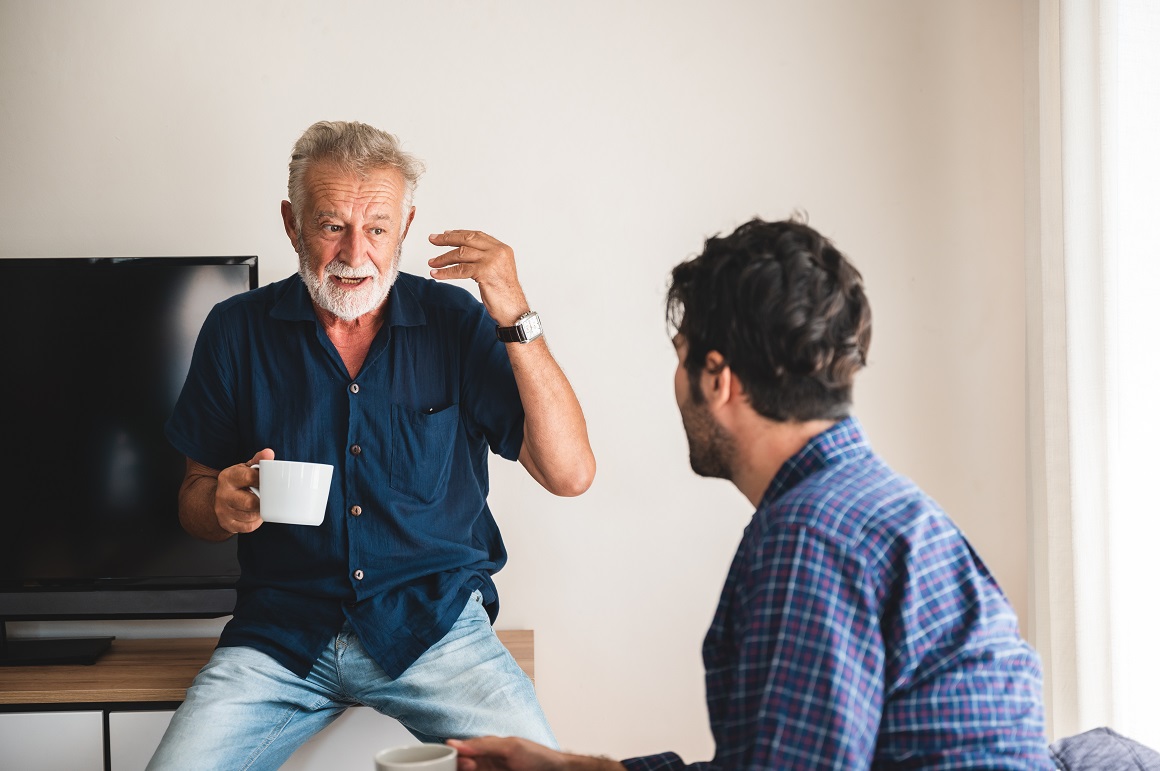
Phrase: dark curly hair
[{"left": 668, "top": 217, "right": 872, "bottom": 422}]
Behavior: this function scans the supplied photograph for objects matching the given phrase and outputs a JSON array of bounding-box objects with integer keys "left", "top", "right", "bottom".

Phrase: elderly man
[
  {"left": 451, "top": 218, "right": 1054, "bottom": 770},
  {"left": 148, "top": 121, "right": 595, "bottom": 770}
]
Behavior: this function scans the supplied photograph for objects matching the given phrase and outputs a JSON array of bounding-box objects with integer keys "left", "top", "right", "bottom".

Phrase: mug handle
[{"left": 249, "top": 463, "right": 260, "bottom": 498}]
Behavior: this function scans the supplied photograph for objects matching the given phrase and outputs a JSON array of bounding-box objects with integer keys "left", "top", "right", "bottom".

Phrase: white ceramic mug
[
  {"left": 373, "top": 744, "right": 457, "bottom": 771},
  {"left": 249, "top": 459, "right": 333, "bottom": 526}
]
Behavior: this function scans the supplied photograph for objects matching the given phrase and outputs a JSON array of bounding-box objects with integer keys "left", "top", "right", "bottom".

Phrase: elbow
[{"left": 551, "top": 455, "right": 596, "bottom": 497}]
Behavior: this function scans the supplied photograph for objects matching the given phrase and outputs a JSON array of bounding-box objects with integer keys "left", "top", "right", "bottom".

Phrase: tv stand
[
  {"left": 1, "top": 634, "right": 533, "bottom": 708},
  {"left": 0, "top": 622, "right": 114, "bottom": 666},
  {"left": 0, "top": 633, "right": 534, "bottom": 770}
]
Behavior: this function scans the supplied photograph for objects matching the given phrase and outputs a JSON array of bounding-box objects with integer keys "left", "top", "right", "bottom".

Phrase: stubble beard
[
  {"left": 297, "top": 239, "right": 402, "bottom": 321},
  {"left": 680, "top": 396, "right": 736, "bottom": 481}
]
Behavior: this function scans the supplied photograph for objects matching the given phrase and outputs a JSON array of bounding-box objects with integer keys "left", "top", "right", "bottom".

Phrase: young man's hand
[{"left": 448, "top": 737, "right": 626, "bottom": 771}]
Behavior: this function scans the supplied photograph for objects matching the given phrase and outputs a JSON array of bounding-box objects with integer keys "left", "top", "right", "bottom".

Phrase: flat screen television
[{"left": 0, "top": 256, "right": 257, "bottom": 664}]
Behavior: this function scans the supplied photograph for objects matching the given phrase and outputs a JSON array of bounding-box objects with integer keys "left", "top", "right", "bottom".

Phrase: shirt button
[
  {"left": 353, "top": 569, "right": 364, "bottom": 581},
  {"left": 350, "top": 444, "right": 361, "bottom": 456},
  {"left": 349, "top": 383, "right": 360, "bottom": 394},
  {"left": 350, "top": 505, "right": 362, "bottom": 517}
]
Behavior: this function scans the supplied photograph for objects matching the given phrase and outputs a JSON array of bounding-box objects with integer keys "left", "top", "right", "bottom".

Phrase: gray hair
[{"left": 287, "top": 120, "right": 425, "bottom": 230}]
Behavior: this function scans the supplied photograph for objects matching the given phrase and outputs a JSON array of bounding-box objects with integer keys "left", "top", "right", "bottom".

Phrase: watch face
[
  {"left": 498, "top": 312, "right": 542, "bottom": 343},
  {"left": 521, "top": 313, "right": 542, "bottom": 338}
]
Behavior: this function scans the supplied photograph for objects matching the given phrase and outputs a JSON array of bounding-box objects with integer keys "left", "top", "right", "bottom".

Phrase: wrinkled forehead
[{"left": 302, "top": 161, "right": 410, "bottom": 217}]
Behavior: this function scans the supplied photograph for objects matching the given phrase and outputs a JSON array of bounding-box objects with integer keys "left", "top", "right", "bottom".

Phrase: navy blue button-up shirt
[{"left": 166, "top": 272, "right": 524, "bottom": 678}]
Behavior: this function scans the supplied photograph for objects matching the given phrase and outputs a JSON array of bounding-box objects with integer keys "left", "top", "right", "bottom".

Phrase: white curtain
[{"left": 1029, "top": 0, "right": 1160, "bottom": 746}]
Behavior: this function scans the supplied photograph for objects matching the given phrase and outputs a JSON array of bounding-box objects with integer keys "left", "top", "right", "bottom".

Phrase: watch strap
[{"left": 496, "top": 311, "right": 542, "bottom": 344}]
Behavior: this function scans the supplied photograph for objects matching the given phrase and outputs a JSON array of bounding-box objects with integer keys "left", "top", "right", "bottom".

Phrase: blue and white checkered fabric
[{"left": 624, "top": 417, "right": 1055, "bottom": 770}]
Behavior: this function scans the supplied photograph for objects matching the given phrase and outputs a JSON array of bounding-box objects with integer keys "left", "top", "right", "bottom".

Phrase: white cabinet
[
  {"left": 0, "top": 711, "right": 104, "bottom": 771},
  {"left": 108, "top": 710, "right": 174, "bottom": 771}
]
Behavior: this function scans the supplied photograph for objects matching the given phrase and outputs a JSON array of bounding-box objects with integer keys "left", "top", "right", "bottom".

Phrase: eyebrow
[{"left": 312, "top": 210, "right": 392, "bottom": 223}]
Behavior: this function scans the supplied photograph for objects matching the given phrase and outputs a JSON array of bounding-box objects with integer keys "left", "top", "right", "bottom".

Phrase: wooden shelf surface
[{"left": 0, "top": 631, "right": 533, "bottom": 707}]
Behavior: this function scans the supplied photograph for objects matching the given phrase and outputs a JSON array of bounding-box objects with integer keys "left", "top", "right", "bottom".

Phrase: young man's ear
[{"left": 699, "top": 351, "right": 733, "bottom": 408}]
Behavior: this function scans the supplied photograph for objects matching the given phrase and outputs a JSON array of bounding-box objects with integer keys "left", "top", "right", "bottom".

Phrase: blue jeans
[{"left": 147, "top": 591, "right": 556, "bottom": 771}]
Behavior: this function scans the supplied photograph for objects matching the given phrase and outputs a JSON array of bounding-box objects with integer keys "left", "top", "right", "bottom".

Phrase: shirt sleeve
[
  {"left": 621, "top": 752, "right": 713, "bottom": 771},
  {"left": 720, "top": 524, "right": 885, "bottom": 770},
  {"left": 457, "top": 300, "right": 524, "bottom": 461},
  {"left": 164, "top": 303, "right": 244, "bottom": 470},
  {"left": 621, "top": 526, "right": 885, "bottom": 771}
]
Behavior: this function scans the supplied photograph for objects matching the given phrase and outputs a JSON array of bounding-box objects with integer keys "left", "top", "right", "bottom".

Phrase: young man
[
  {"left": 148, "top": 121, "right": 595, "bottom": 770},
  {"left": 451, "top": 218, "right": 1054, "bottom": 770}
]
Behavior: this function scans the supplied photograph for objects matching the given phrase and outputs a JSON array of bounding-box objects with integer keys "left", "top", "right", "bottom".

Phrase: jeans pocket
[{"left": 389, "top": 403, "right": 459, "bottom": 502}]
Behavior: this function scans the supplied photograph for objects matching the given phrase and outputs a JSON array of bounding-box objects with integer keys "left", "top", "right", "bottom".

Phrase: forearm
[
  {"left": 449, "top": 737, "right": 628, "bottom": 771},
  {"left": 557, "top": 755, "right": 626, "bottom": 771},
  {"left": 177, "top": 465, "right": 233, "bottom": 542},
  {"left": 424, "top": 230, "right": 595, "bottom": 495},
  {"left": 507, "top": 336, "right": 595, "bottom": 496}
]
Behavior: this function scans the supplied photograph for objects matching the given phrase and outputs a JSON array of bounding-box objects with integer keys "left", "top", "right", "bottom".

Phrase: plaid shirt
[{"left": 623, "top": 417, "right": 1054, "bottom": 771}]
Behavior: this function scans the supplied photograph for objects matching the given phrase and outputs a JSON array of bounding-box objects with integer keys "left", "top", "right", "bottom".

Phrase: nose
[{"left": 341, "top": 228, "right": 372, "bottom": 267}]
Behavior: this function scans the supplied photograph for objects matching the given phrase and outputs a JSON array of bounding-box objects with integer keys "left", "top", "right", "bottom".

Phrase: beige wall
[{"left": 0, "top": 0, "right": 1028, "bottom": 760}]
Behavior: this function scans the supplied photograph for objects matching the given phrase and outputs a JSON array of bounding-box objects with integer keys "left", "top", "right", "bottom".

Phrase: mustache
[{"left": 325, "top": 262, "right": 380, "bottom": 279}]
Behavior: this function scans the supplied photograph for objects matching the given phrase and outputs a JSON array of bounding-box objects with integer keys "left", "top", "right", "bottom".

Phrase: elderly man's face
[{"left": 287, "top": 161, "right": 414, "bottom": 321}]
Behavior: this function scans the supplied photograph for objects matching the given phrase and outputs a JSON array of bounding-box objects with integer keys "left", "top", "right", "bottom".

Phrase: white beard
[{"left": 298, "top": 243, "right": 401, "bottom": 321}]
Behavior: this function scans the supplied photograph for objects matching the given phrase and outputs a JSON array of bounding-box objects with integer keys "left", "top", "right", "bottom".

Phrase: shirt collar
[
  {"left": 759, "top": 416, "right": 872, "bottom": 508},
  {"left": 270, "top": 272, "right": 427, "bottom": 328}
]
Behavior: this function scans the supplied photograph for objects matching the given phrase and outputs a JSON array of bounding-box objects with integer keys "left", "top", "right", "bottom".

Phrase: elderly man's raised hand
[{"left": 428, "top": 230, "right": 530, "bottom": 326}]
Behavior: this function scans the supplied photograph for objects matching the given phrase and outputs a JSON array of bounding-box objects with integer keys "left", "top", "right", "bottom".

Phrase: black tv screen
[{"left": 0, "top": 257, "right": 255, "bottom": 630}]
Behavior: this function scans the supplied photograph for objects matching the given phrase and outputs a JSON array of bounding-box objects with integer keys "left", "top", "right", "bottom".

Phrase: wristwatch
[{"left": 496, "top": 311, "right": 543, "bottom": 344}]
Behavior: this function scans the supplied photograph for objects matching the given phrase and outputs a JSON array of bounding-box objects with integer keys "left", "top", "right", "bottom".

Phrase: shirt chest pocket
[{"left": 389, "top": 403, "right": 459, "bottom": 503}]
